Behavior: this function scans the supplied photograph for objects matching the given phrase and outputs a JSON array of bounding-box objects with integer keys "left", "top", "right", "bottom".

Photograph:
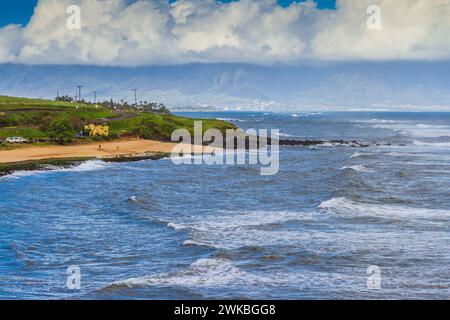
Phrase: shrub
[
  {"left": 48, "top": 117, "right": 76, "bottom": 144},
  {"left": 39, "top": 116, "right": 55, "bottom": 132}
]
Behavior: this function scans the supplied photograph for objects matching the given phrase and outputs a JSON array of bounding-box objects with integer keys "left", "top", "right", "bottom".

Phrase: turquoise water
[{"left": 0, "top": 112, "right": 449, "bottom": 299}]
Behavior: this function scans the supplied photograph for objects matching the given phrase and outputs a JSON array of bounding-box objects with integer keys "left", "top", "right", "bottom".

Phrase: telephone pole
[
  {"left": 132, "top": 89, "right": 138, "bottom": 106},
  {"left": 76, "top": 85, "right": 84, "bottom": 101},
  {"left": 93, "top": 91, "right": 97, "bottom": 104}
]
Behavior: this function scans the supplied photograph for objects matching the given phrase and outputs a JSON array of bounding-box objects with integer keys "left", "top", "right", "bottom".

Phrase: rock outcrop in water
[
  {"left": 276, "top": 139, "right": 369, "bottom": 147},
  {"left": 209, "top": 136, "right": 370, "bottom": 149}
]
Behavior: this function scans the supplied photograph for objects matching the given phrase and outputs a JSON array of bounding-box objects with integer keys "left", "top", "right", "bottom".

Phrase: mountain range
[{"left": 1, "top": 62, "right": 449, "bottom": 111}]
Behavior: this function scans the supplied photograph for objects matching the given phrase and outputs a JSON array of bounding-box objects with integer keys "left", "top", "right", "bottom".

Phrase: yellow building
[{"left": 84, "top": 124, "right": 109, "bottom": 137}]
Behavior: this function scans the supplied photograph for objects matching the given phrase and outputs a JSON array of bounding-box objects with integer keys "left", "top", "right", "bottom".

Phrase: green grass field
[{"left": 0, "top": 95, "right": 235, "bottom": 143}]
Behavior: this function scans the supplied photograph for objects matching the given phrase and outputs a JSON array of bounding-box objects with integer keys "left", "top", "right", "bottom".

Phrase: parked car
[{"left": 6, "top": 137, "right": 28, "bottom": 144}]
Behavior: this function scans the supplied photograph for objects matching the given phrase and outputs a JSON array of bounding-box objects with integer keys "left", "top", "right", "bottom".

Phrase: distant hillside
[{"left": 0, "top": 96, "right": 235, "bottom": 144}]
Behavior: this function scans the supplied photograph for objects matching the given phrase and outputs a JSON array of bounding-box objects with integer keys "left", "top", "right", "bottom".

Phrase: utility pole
[
  {"left": 76, "top": 85, "right": 84, "bottom": 101},
  {"left": 132, "top": 89, "right": 138, "bottom": 107},
  {"left": 93, "top": 91, "right": 97, "bottom": 104}
]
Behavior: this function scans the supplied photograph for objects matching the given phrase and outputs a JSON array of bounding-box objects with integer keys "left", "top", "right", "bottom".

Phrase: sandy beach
[{"left": 0, "top": 139, "right": 183, "bottom": 164}]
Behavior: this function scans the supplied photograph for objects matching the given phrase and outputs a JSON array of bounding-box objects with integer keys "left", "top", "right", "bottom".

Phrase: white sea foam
[
  {"left": 350, "top": 152, "right": 373, "bottom": 158},
  {"left": 194, "top": 210, "right": 313, "bottom": 229},
  {"left": 423, "top": 169, "right": 450, "bottom": 173},
  {"left": 385, "top": 151, "right": 413, "bottom": 157},
  {"left": 165, "top": 210, "right": 315, "bottom": 250},
  {"left": 107, "top": 258, "right": 271, "bottom": 289},
  {"left": 378, "top": 146, "right": 450, "bottom": 160},
  {"left": 374, "top": 122, "right": 450, "bottom": 138},
  {"left": 0, "top": 160, "right": 109, "bottom": 180},
  {"left": 168, "top": 222, "right": 188, "bottom": 230},
  {"left": 413, "top": 141, "right": 450, "bottom": 148},
  {"left": 61, "top": 160, "right": 108, "bottom": 172},
  {"left": 289, "top": 112, "right": 322, "bottom": 118},
  {"left": 353, "top": 119, "right": 400, "bottom": 124},
  {"left": 350, "top": 152, "right": 363, "bottom": 158},
  {"left": 401, "top": 161, "right": 450, "bottom": 166},
  {"left": 354, "top": 118, "right": 450, "bottom": 139},
  {"left": 109, "top": 258, "right": 362, "bottom": 296},
  {"left": 104, "top": 257, "right": 361, "bottom": 295},
  {"left": 340, "top": 165, "right": 373, "bottom": 172},
  {"left": 128, "top": 196, "right": 137, "bottom": 202},
  {"left": 182, "top": 240, "right": 206, "bottom": 246},
  {"left": 319, "top": 197, "right": 449, "bottom": 221},
  {"left": 310, "top": 142, "right": 336, "bottom": 148}
]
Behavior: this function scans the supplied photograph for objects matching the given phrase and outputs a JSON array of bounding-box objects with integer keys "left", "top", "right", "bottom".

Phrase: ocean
[{"left": 0, "top": 111, "right": 449, "bottom": 300}]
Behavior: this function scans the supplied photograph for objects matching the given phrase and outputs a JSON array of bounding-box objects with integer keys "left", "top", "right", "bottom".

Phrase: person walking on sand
[{"left": 98, "top": 144, "right": 102, "bottom": 150}]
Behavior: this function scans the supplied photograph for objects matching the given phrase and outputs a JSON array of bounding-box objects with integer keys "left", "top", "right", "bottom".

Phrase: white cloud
[
  {"left": 0, "top": 25, "right": 24, "bottom": 61},
  {"left": 313, "top": 0, "right": 450, "bottom": 60},
  {"left": 0, "top": 0, "right": 449, "bottom": 65}
]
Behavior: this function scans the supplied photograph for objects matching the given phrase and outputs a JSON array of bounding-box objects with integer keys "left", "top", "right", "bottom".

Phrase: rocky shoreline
[
  {"left": 0, "top": 153, "right": 170, "bottom": 178},
  {"left": 277, "top": 139, "right": 369, "bottom": 147},
  {"left": 0, "top": 158, "right": 93, "bottom": 177},
  {"left": 211, "top": 136, "right": 370, "bottom": 149}
]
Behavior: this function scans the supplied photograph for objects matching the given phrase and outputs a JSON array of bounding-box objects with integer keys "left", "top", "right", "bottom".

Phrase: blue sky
[
  {"left": 0, "top": 0, "right": 37, "bottom": 27},
  {"left": 0, "top": 0, "right": 336, "bottom": 27}
]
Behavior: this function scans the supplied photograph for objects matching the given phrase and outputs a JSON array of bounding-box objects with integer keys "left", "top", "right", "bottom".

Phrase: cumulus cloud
[
  {"left": 0, "top": 24, "right": 24, "bottom": 61},
  {"left": 313, "top": 0, "right": 450, "bottom": 60},
  {"left": 0, "top": 0, "right": 449, "bottom": 65}
]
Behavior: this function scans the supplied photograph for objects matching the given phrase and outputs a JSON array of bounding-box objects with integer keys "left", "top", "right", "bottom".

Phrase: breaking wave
[
  {"left": 164, "top": 210, "right": 315, "bottom": 250},
  {"left": 350, "top": 152, "right": 373, "bottom": 159},
  {"left": 102, "top": 257, "right": 355, "bottom": 296},
  {"left": 340, "top": 165, "right": 373, "bottom": 172},
  {"left": 319, "top": 197, "right": 450, "bottom": 222},
  {"left": 413, "top": 141, "right": 450, "bottom": 148},
  {"left": 372, "top": 121, "right": 450, "bottom": 138},
  {"left": 0, "top": 160, "right": 110, "bottom": 180},
  {"left": 104, "top": 258, "right": 273, "bottom": 290}
]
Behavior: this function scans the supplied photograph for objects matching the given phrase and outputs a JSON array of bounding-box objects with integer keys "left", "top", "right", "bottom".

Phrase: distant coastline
[{"left": 0, "top": 94, "right": 237, "bottom": 177}]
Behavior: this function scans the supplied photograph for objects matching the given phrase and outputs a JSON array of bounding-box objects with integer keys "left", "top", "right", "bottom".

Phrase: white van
[{"left": 6, "top": 137, "right": 28, "bottom": 143}]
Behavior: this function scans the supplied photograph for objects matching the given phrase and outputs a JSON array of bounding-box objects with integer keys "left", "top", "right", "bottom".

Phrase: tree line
[{"left": 55, "top": 95, "right": 170, "bottom": 114}]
